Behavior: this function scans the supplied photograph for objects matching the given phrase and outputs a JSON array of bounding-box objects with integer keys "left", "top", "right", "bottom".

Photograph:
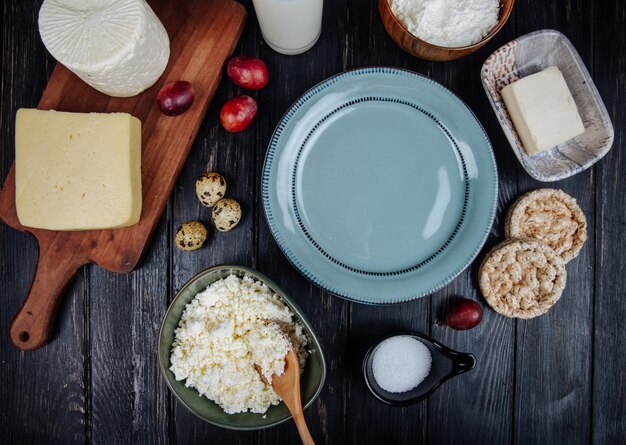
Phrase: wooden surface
[
  {"left": 0, "top": 0, "right": 246, "bottom": 350},
  {"left": 1, "top": 0, "right": 625, "bottom": 443}
]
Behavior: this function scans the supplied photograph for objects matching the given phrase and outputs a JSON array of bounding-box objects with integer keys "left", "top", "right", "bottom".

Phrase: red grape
[
  {"left": 227, "top": 56, "right": 269, "bottom": 90},
  {"left": 220, "top": 95, "right": 257, "bottom": 132},
  {"left": 445, "top": 299, "right": 483, "bottom": 330},
  {"left": 157, "top": 81, "right": 195, "bottom": 116}
]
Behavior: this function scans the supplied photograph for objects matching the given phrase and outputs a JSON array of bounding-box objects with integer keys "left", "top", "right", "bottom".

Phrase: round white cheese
[{"left": 38, "top": 0, "right": 170, "bottom": 97}]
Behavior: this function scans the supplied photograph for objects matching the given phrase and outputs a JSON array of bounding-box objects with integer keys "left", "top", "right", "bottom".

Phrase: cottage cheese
[
  {"left": 170, "top": 275, "right": 308, "bottom": 414},
  {"left": 388, "top": 0, "right": 500, "bottom": 48}
]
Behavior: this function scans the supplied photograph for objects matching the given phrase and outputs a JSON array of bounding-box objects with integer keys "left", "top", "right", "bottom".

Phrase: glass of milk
[{"left": 252, "top": 0, "right": 324, "bottom": 55}]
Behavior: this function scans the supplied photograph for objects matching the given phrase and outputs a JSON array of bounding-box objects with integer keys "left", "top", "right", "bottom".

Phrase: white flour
[{"left": 389, "top": 0, "right": 500, "bottom": 48}]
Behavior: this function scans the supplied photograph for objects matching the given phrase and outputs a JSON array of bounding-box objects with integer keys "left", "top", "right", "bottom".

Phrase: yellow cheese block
[{"left": 15, "top": 108, "right": 142, "bottom": 230}]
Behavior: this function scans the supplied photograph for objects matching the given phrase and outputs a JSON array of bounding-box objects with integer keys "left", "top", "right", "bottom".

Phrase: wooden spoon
[{"left": 256, "top": 349, "right": 315, "bottom": 445}]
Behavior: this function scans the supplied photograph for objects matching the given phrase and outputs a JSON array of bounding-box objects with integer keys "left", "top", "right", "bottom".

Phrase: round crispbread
[
  {"left": 479, "top": 238, "right": 566, "bottom": 319},
  {"left": 504, "top": 188, "right": 587, "bottom": 263}
]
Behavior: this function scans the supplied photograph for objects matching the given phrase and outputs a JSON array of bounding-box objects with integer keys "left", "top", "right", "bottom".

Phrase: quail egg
[
  {"left": 175, "top": 220, "right": 207, "bottom": 251},
  {"left": 196, "top": 172, "right": 226, "bottom": 207},
  {"left": 212, "top": 198, "right": 242, "bottom": 232}
]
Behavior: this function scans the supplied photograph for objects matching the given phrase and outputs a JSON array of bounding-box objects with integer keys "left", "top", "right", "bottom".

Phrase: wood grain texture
[
  {"left": 89, "top": 215, "right": 171, "bottom": 445},
  {"left": 0, "top": 0, "right": 246, "bottom": 350},
  {"left": 252, "top": 1, "right": 352, "bottom": 443},
  {"left": 0, "top": 2, "right": 87, "bottom": 443},
  {"left": 513, "top": 2, "right": 594, "bottom": 444},
  {"left": 592, "top": 0, "right": 626, "bottom": 443},
  {"left": 422, "top": 11, "right": 520, "bottom": 443},
  {"left": 1, "top": 0, "right": 626, "bottom": 444},
  {"left": 343, "top": 0, "right": 432, "bottom": 443},
  {"left": 169, "top": 6, "right": 260, "bottom": 442}
]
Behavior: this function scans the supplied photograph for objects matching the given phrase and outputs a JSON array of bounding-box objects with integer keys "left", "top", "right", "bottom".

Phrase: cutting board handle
[{"left": 9, "top": 250, "right": 83, "bottom": 351}]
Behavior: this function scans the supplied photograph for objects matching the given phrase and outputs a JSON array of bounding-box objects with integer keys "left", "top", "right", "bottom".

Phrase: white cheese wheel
[{"left": 38, "top": 0, "right": 170, "bottom": 97}]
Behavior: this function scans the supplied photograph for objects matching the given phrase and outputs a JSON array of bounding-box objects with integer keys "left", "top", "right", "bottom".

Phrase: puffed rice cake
[
  {"left": 479, "top": 239, "right": 567, "bottom": 319},
  {"left": 505, "top": 188, "right": 587, "bottom": 263}
]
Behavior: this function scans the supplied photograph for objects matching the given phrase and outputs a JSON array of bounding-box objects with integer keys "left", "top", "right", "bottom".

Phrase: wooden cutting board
[{"left": 0, "top": 0, "right": 246, "bottom": 351}]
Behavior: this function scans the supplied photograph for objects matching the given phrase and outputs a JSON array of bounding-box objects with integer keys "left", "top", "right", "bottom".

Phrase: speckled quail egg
[
  {"left": 195, "top": 172, "right": 227, "bottom": 207},
  {"left": 212, "top": 198, "right": 242, "bottom": 232},
  {"left": 175, "top": 220, "right": 207, "bottom": 251}
]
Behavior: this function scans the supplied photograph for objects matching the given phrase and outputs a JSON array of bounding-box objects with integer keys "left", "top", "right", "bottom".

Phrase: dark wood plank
[
  {"left": 170, "top": 2, "right": 262, "bottom": 442},
  {"left": 3, "top": 0, "right": 626, "bottom": 443},
  {"left": 253, "top": 1, "right": 351, "bottom": 442},
  {"left": 169, "top": 99, "right": 261, "bottom": 444},
  {"left": 341, "top": 1, "right": 432, "bottom": 443},
  {"left": 89, "top": 215, "right": 171, "bottom": 445},
  {"left": 591, "top": 0, "right": 626, "bottom": 442},
  {"left": 512, "top": 1, "right": 595, "bottom": 444},
  {"left": 0, "top": 1, "right": 87, "bottom": 443},
  {"left": 425, "top": 11, "right": 519, "bottom": 445}
]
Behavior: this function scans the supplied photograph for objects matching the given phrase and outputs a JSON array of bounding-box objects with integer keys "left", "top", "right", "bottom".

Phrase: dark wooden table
[{"left": 1, "top": 1, "right": 625, "bottom": 444}]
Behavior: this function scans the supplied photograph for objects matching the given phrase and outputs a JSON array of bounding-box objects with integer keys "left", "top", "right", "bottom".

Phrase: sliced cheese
[
  {"left": 500, "top": 66, "right": 585, "bottom": 156},
  {"left": 38, "top": 0, "right": 170, "bottom": 97},
  {"left": 15, "top": 109, "right": 142, "bottom": 231}
]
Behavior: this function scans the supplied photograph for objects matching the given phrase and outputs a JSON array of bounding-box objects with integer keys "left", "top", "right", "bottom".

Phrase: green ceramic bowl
[{"left": 158, "top": 265, "right": 327, "bottom": 430}]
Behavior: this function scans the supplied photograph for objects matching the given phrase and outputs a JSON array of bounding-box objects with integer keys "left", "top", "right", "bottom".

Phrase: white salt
[{"left": 371, "top": 336, "right": 432, "bottom": 393}]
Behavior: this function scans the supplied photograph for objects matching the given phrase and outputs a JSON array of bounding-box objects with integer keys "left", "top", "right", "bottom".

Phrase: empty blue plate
[{"left": 263, "top": 68, "right": 497, "bottom": 304}]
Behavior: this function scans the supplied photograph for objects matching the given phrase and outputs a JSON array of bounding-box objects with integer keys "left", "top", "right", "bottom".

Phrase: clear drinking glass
[{"left": 252, "top": 0, "right": 324, "bottom": 55}]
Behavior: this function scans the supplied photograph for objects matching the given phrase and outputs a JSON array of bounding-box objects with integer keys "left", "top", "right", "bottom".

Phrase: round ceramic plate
[{"left": 263, "top": 68, "right": 498, "bottom": 304}]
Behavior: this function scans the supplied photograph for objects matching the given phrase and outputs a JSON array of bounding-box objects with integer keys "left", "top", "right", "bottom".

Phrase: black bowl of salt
[{"left": 363, "top": 331, "right": 476, "bottom": 406}]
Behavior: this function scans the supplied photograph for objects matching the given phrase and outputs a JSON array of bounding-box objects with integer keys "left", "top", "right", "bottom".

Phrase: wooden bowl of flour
[{"left": 379, "top": 0, "right": 515, "bottom": 61}]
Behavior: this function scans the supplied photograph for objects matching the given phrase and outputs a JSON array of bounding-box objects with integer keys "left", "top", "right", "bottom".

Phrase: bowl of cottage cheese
[
  {"left": 379, "top": 0, "right": 515, "bottom": 61},
  {"left": 159, "top": 265, "right": 326, "bottom": 430}
]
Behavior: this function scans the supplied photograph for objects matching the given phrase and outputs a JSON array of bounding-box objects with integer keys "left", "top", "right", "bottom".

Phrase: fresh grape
[
  {"left": 227, "top": 56, "right": 269, "bottom": 90},
  {"left": 220, "top": 95, "right": 257, "bottom": 132},
  {"left": 157, "top": 81, "right": 195, "bottom": 116},
  {"left": 445, "top": 299, "right": 483, "bottom": 330}
]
